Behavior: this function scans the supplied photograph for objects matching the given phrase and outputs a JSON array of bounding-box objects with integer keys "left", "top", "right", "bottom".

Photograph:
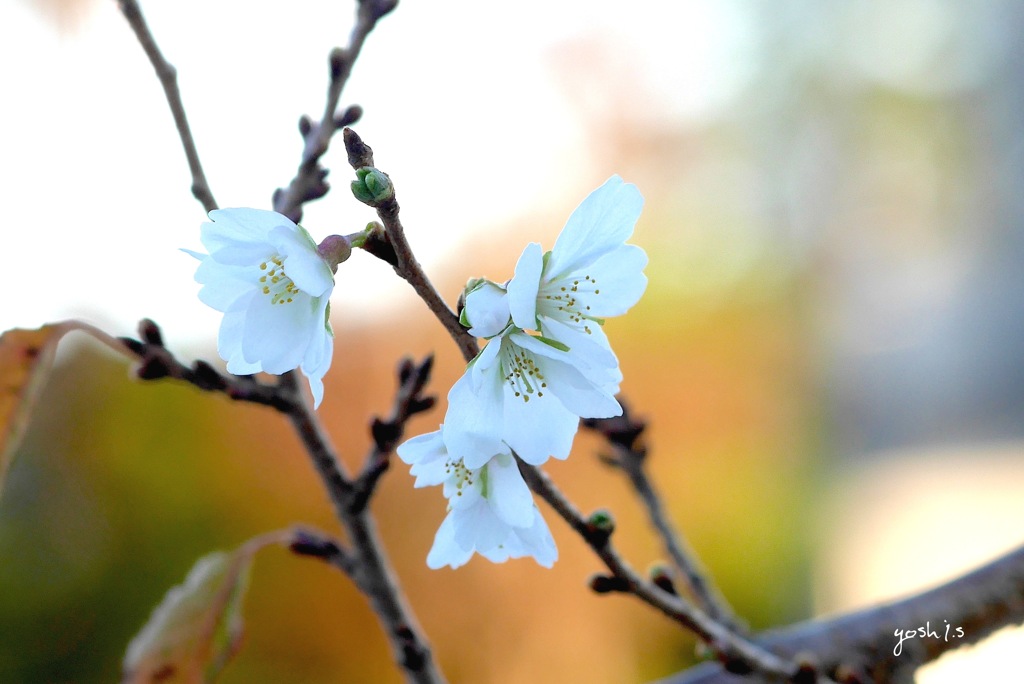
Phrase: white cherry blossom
[
  {"left": 397, "top": 430, "right": 557, "bottom": 569},
  {"left": 443, "top": 176, "right": 646, "bottom": 465},
  {"left": 507, "top": 175, "right": 647, "bottom": 367},
  {"left": 442, "top": 326, "right": 621, "bottom": 467},
  {"left": 186, "top": 208, "right": 335, "bottom": 407}
]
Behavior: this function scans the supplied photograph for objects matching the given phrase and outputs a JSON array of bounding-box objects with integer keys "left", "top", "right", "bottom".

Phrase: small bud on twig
[
  {"left": 649, "top": 563, "right": 678, "bottom": 595},
  {"left": 351, "top": 166, "right": 394, "bottom": 205},
  {"left": 138, "top": 318, "right": 164, "bottom": 347},
  {"left": 585, "top": 508, "right": 615, "bottom": 546},
  {"left": 588, "top": 573, "right": 630, "bottom": 594}
]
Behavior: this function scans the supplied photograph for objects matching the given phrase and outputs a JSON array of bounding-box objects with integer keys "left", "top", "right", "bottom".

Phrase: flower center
[
  {"left": 501, "top": 341, "right": 547, "bottom": 403},
  {"left": 445, "top": 457, "right": 475, "bottom": 496},
  {"left": 258, "top": 256, "right": 300, "bottom": 305},
  {"left": 543, "top": 274, "right": 600, "bottom": 334}
]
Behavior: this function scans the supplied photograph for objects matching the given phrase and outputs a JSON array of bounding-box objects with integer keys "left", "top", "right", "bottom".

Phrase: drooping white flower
[
  {"left": 397, "top": 430, "right": 557, "bottom": 569},
  {"left": 185, "top": 208, "right": 335, "bottom": 407},
  {"left": 507, "top": 175, "right": 647, "bottom": 366}
]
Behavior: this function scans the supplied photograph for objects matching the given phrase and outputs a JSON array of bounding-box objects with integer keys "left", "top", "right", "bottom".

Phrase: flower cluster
[
  {"left": 184, "top": 177, "right": 647, "bottom": 570},
  {"left": 400, "top": 175, "right": 648, "bottom": 568},
  {"left": 185, "top": 208, "right": 342, "bottom": 408}
]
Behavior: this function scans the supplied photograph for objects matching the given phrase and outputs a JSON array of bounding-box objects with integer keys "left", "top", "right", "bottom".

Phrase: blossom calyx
[{"left": 317, "top": 235, "right": 352, "bottom": 272}]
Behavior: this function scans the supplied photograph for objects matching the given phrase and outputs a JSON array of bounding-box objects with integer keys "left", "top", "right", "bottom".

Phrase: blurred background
[{"left": 3, "top": 0, "right": 1024, "bottom": 681}]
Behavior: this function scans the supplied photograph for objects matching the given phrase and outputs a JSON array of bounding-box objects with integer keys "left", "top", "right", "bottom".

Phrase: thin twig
[
  {"left": 342, "top": 129, "right": 480, "bottom": 362},
  {"left": 584, "top": 405, "right": 740, "bottom": 632},
  {"left": 116, "top": 0, "right": 218, "bottom": 213},
  {"left": 351, "top": 355, "right": 436, "bottom": 514},
  {"left": 272, "top": 0, "right": 397, "bottom": 222},
  {"left": 120, "top": 319, "right": 290, "bottom": 410}
]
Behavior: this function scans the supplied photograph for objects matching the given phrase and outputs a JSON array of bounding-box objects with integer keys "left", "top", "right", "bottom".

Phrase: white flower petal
[
  {"left": 502, "top": 390, "right": 579, "bottom": 464},
  {"left": 300, "top": 297, "right": 333, "bottom": 375},
  {"left": 451, "top": 499, "right": 508, "bottom": 553},
  {"left": 443, "top": 371, "right": 507, "bottom": 469},
  {"left": 468, "top": 336, "right": 502, "bottom": 391},
  {"left": 200, "top": 209, "right": 283, "bottom": 266},
  {"left": 426, "top": 513, "right": 473, "bottom": 569},
  {"left": 194, "top": 259, "right": 258, "bottom": 312},
  {"left": 464, "top": 281, "right": 512, "bottom": 338},
  {"left": 507, "top": 242, "right": 543, "bottom": 330},
  {"left": 270, "top": 226, "right": 334, "bottom": 296},
  {"left": 545, "top": 176, "right": 644, "bottom": 280},
  {"left": 573, "top": 244, "right": 648, "bottom": 317},
  {"left": 306, "top": 372, "right": 326, "bottom": 409},
  {"left": 486, "top": 454, "right": 534, "bottom": 527},
  {"left": 397, "top": 429, "right": 445, "bottom": 465},
  {"left": 240, "top": 293, "right": 315, "bottom": 372},
  {"left": 537, "top": 358, "right": 622, "bottom": 419},
  {"left": 511, "top": 507, "right": 558, "bottom": 567}
]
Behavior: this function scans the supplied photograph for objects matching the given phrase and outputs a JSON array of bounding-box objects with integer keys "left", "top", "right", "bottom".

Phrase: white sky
[{"left": 0, "top": 0, "right": 750, "bottom": 350}]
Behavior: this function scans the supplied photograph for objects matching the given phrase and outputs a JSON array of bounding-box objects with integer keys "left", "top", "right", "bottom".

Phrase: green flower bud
[{"left": 351, "top": 166, "right": 394, "bottom": 205}]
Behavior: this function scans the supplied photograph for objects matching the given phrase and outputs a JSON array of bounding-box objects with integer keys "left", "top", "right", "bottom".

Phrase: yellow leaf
[{"left": 0, "top": 321, "right": 129, "bottom": 496}]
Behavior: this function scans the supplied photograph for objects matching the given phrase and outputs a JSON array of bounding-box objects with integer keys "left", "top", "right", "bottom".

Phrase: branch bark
[
  {"left": 116, "top": 0, "right": 218, "bottom": 213},
  {"left": 655, "top": 543, "right": 1024, "bottom": 684}
]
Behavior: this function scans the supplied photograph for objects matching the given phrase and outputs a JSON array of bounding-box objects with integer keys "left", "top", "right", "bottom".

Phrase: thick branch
[
  {"left": 116, "top": 0, "right": 217, "bottom": 212},
  {"left": 656, "top": 543, "right": 1024, "bottom": 684}
]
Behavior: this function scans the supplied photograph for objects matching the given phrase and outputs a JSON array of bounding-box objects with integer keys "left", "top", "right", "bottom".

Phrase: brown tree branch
[
  {"left": 341, "top": 129, "right": 480, "bottom": 362},
  {"left": 272, "top": 0, "right": 397, "bottom": 223},
  {"left": 351, "top": 355, "right": 436, "bottom": 514},
  {"left": 584, "top": 402, "right": 740, "bottom": 632},
  {"left": 116, "top": 0, "right": 218, "bottom": 213},
  {"left": 518, "top": 460, "right": 808, "bottom": 682},
  {"left": 122, "top": 318, "right": 446, "bottom": 683},
  {"left": 655, "top": 543, "right": 1024, "bottom": 684}
]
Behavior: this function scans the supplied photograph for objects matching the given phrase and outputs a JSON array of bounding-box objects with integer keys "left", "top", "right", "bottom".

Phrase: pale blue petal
[
  {"left": 506, "top": 242, "right": 543, "bottom": 330},
  {"left": 545, "top": 177, "right": 644, "bottom": 280}
]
